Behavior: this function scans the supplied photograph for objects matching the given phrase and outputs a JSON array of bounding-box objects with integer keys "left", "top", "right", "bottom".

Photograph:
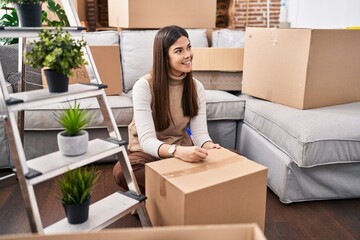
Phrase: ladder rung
[
  {"left": 5, "top": 98, "right": 24, "bottom": 105},
  {"left": 7, "top": 83, "right": 105, "bottom": 112},
  {"left": 105, "top": 137, "right": 128, "bottom": 146},
  {"left": 0, "top": 26, "right": 86, "bottom": 38},
  {"left": 78, "top": 82, "right": 108, "bottom": 89},
  {"left": 44, "top": 192, "right": 142, "bottom": 234},
  {"left": 26, "top": 139, "right": 125, "bottom": 185},
  {"left": 120, "top": 190, "right": 147, "bottom": 202}
]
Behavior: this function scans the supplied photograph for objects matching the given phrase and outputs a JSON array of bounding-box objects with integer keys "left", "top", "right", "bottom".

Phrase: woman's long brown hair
[{"left": 151, "top": 25, "right": 199, "bottom": 131}]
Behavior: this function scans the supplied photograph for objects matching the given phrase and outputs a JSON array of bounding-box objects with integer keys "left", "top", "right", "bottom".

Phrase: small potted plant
[
  {"left": 0, "top": 0, "right": 47, "bottom": 27},
  {"left": 58, "top": 166, "right": 100, "bottom": 224},
  {"left": 55, "top": 100, "right": 91, "bottom": 156},
  {"left": 26, "top": 27, "right": 87, "bottom": 93}
]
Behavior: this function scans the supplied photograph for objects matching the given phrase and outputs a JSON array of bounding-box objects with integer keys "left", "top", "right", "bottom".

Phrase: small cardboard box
[
  {"left": 192, "top": 71, "right": 242, "bottom": 91},
  {"left": 192, "top": 48, "right": 244, "bottom": 91},
  {"left": 0, "top": 224, "right": 266, "bottom": 240},
  {"left": 192, "top": 48, "right": 244, "bottom": 71},
  {"left": 42, "top": 45, "right": 122, "bottom": 95},
  {"left": 108, "top": 0, "right": 217, "bottom": 29},
  {"left": 145, "top": 148, "right": 268, "bottom": 231},
  {"left": 242, "top": 27, "right": 360, "bottom": 109}
]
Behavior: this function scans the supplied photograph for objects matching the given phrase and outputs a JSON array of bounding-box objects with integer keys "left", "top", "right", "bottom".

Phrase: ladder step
[
  {"left": 27, "top": 139, "right": 125, "bottom": 185},
  {"left": 0, "top": 26, "right": 86, "bottom": 38},
  {"left": 105, "top": 137, "right": 128, "bottom": 146},
  {"left": 44, "top": 191, "right": 143, "bottom": 234},
  {"left": 7, "top": 83, "right": 105, "bottom": 112}
]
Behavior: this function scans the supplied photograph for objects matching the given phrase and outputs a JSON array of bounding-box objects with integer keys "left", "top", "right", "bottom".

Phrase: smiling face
[{"left": 168, "top": 36, "right": 193, "bottom": 77}]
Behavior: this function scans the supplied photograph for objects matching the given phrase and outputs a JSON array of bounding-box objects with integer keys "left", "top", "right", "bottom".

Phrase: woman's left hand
[{"left": 202, "top": 141, "right": 221, "bottom": 150}]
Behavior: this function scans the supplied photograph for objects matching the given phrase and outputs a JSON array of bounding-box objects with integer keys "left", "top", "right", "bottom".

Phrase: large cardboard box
[
  {"left": 145, "top": 148, "right": 268, "bottom": 231},
  {"left": 242, "top": 27, "right": 360, "bottom": 109},
  {"left": 42, "top": 45, "right": 122, "bottom": 95},
  {"left": 192, "top": 48, "right": 244, "bottom": 91},
  {"left": 0, "top": 224, "right": 266, "bottom": 240},
  {"left": 108, "top": 0, "right": 217, "bottom": 29}
]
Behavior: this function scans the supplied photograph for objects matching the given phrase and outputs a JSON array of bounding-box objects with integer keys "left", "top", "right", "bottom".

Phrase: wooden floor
[{"left": 0, "top": 163, "right": 359, "bottom": 240}]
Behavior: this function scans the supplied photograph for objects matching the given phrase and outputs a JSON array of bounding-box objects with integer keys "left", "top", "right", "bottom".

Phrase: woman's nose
[{"left": 184, "top": 49, "right": 192, "bottom": 58}]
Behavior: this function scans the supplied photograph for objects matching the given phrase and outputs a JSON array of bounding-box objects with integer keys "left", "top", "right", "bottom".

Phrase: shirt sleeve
[
  {"left": 132, "top": 77, "right": 164, "bottom": 158},
  {"left": 190, "top": 79, "right": 212, "bottom": 147}
]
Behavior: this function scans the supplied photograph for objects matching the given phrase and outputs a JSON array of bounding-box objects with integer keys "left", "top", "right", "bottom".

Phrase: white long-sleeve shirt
[{"left": 128, "top": 74, "right": 212, "bottom": 158}]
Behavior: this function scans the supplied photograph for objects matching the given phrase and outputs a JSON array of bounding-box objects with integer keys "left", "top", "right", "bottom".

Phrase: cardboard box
[
  {"left": 42, "top": 46, "right": 122, "bottom": 95},
  {"left": 192, "top": 48, "right": 244, "bottom": 71},
  {"left": 108, "top": 0, "right": 217, "bottom": 29},
  {"left": 242, "top": 27, "right": 360, "bottom": 109},
  {"left": 192, "top": 48, "right": 244, "bottom": 91},
  {"left": 0, "top": 224, "right": 266, "bottom": 240},
  {"left": 193, "top": 71, "right": 242, "bottom": 91},
  {"left": 145, "top": 148, "right": 268, "bottom": 231}
]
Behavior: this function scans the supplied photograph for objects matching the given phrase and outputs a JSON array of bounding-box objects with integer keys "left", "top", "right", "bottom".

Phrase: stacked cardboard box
[
  {"left": 192, "top": 47, "right": 244, "bottom": 91},
  {"left": 108, "top": 0, "right": 217, "bottom": 29},
  {"left": 242, "top": 27, "right": 360, "bottom": 109}
]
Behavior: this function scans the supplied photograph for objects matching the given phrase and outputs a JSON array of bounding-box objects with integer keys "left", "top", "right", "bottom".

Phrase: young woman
[{"left": 113, "top": 25, "right": 220, "bottom": 193}]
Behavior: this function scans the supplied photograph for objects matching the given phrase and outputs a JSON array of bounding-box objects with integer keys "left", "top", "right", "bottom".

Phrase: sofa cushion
[
  {"left": 206, "top": 90, "right": 245, "bottom": 120},
  {"left": 24, "top": 95, "right": 133, "bottom": 130},
  {"left": 82, "top": 31, "right": 120, "bottom": 45},
  {"left": 244, "top": 98, "right": 360, "bottom": 167},
  {"left": 23, "top": 90, "right": 245, "bottom": 151},
  {"left": 126, "top": 89, "right": 245, "bottom": 121},
  {"left": 119, "top": 29, "right": 209, "bottom": 93}
]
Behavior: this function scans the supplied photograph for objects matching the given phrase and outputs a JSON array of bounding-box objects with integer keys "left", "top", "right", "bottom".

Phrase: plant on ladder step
[{"left": 58, "top": 166, "right": 100, "bottom": 224}]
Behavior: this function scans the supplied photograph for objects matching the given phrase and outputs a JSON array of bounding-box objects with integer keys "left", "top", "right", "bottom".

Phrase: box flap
[{"left": 146, "top": 148, "right": 267, "bottom": 193}]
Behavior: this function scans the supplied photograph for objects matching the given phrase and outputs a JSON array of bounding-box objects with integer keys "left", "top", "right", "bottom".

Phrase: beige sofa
[
  {"left": 0, "top": 29, "right": 245, "bottom": 166},
  {"left": 2, "top": 29, "right": 359, "bottom": 204}
]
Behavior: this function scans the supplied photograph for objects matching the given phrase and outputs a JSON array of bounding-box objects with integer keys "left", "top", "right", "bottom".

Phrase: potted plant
[
  {"left": 0, "top": 0, "right": 70, "bottom": 45},
  {"left": 55, "top": 100, "right": 91, "bottom": 156},
  {"left": 0, "top": 0, "right": 47, "bottom": 27},
  {"left": 26, "top": 27, "right": 87, "bottom": 93},
  {"left": 58, "top": 166, "right": 100, "bottom": 224}
]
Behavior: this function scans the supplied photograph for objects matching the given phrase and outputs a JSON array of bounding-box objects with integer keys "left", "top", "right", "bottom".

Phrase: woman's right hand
[{"left": 174, "top": 146, "right": 208, "bottom": 163}]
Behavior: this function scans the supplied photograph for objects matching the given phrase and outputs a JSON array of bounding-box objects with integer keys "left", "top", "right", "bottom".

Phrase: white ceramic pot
[{"left": 57, "top": 130, "right": 89, "bottom": 156}]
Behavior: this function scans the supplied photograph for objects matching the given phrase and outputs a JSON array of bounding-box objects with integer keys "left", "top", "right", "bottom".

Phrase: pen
[{"left": 186, "top": 127, "right": 195, "bottom": 145}]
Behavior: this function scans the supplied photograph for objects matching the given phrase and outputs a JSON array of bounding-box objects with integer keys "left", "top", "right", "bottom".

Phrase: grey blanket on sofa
[{"left": 0, "top": 44, "right": 42, "bottom": 168}]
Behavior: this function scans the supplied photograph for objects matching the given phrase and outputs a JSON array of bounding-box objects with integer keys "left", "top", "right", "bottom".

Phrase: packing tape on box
[{"left": 159, "top": 154, "right": 243, "bottom": 198}]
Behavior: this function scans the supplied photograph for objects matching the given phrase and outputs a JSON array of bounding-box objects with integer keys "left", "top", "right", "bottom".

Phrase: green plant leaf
[
  {"left": 0, "top": 9, "right": 19, "bottom": 44},
  {"left": 58, "top": 166, "right": 100, "bottom": 204},
  {"left": 54, "top": 100, "right": 91, "bottom": 136},
  {"left": 25, "top": 27, "right": 87, "bottom": 77}
]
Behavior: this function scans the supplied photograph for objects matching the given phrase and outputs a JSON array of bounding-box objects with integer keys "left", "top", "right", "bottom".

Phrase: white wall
[{"left": 285, "top": 0, "right": 360, "bottom": 28}]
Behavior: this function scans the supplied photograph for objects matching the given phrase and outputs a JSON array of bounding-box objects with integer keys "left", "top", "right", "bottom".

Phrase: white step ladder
[{"left": 0, "top": 1, "right": 151, "bottom": 234}]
